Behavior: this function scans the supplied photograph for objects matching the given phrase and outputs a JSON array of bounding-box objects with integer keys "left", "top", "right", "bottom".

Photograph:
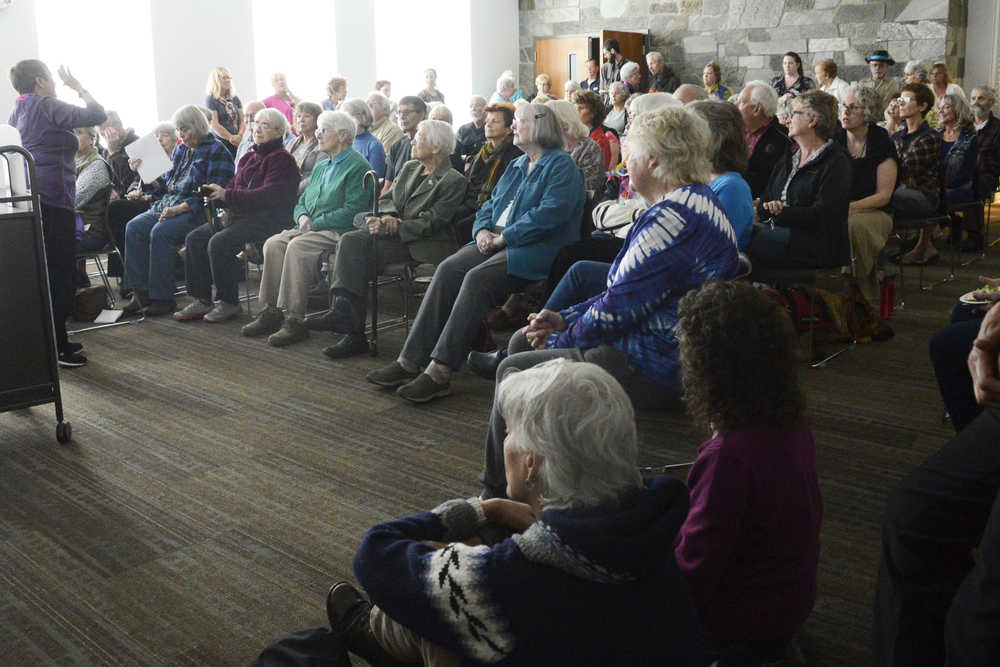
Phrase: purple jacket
[
  {"left": 224, "top": 137, "right": 300, "bottom": 230},
  {"left": 8, "top": 94, "right": 107, "bottom": 210}
]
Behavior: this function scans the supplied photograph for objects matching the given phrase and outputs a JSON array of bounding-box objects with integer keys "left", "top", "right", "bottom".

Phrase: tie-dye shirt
[{"left": 548, "top": 182, "right": 739, "bottom": 390}]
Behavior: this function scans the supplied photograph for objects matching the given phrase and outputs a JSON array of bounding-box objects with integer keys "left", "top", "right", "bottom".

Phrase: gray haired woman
[
  {"left": 287, "top": 101, "right": 324, "bottom": 192},
  {"left": 341, "top": 97, "right": 387, "bottom": 178},
  {"left": 365, "top": 103, "right": 585, "bottom": 402},
  {"left": 605, "top": 80, "right": 629, "bottom": 134},
  {"left": 121, "top": 104, "right": 235, "bottom": 316},
  {"left": 328, "top": 358, "right": 707, "bottom": 666},
  {"left": 834, "top": 82, "right": 898, "bottom": 303}
]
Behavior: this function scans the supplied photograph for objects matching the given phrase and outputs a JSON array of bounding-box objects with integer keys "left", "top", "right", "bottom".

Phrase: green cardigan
[{"left": 292, "top": 148, "right": 374, "bottom": 234}]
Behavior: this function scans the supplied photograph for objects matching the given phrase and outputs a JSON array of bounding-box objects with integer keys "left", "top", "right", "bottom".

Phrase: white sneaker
[
  {"left": 204, "top": 301, "right": 242, "bottom": 323},
  {"left": 173, "top": 300, "right": 213, "bottom": 321}
]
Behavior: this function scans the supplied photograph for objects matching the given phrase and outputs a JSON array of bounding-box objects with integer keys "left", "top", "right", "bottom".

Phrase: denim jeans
[
  {"left": 124, "top": 209, "right": 200, "bottom": 300},
  {"left": 544, "top": 260, "right": 611, "bottom": 312}
]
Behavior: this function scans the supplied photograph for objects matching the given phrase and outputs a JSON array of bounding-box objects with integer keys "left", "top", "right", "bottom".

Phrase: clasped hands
[
  {"left": 475, "top": 229, "right": 506, "bottom": 255},
  {"left": 524, "top": 308, "right": 566, "bottom": 350},
  {"left": 365, "top": 215, "right": 401, "bottom": 236},
  {"left": 420, "top": 498, "right": 537, "bottom": 550}
]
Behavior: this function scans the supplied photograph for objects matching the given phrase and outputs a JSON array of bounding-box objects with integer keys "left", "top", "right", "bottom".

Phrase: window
[
  {"left": 35, "top": 0, "right": 158, "bottom": 132},
  {"left": 252, "top": 0, "right": 337, "bottom": 107}
]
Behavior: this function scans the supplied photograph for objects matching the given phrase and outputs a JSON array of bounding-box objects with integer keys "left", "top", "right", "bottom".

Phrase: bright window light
[
  {"left": 374, "top": 0, "right": 472, "bottom": 125},
  {"left": 35, "top": 0, "right": 158, "bottom": 133},
  {"left": 251, "top": 0, "right": 337, "bottom": 107}
]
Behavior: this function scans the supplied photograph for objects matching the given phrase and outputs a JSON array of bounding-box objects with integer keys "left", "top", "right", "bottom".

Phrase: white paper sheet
[
  {"left": 94, "top": 309, "right": 124, "bottom": 324},
  {"left": 125, "top": 133, "right": 173, "bottom": 184}
]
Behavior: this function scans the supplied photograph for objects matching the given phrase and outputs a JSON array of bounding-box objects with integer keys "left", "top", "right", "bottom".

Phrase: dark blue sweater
[{"left": 354, "top": 476, "right": 708, "bottom": 666}]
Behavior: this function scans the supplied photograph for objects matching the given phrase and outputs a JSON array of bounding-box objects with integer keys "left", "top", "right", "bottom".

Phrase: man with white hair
[
  {"left": 428, "top": 103, "right": 452, "bottom": 124},
  {"left": 735, "top": 81, "right": 789, "bottom": 198},
  {"left": 452, "top": 95, "right": 488, "bottom": 172},
  {"left": 366, "top": 91, "right": 403, "bottom": 156},
  {"left": 673, "top": 83, "right": 708, "bottom": 104},
  {"left": 972, "top": 86, "right": 1000, "bottom": 200},
  {"left": 646, "top": 51, "right": 679, "bottom": 93}
]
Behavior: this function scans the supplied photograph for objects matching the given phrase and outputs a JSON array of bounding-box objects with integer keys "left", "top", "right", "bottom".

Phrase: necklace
[{"left": 847, "top": 131, "right": 867, "bottom": 158}]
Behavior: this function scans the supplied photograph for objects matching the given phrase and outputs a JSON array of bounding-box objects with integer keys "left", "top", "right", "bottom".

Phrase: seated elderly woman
[
  {"left": 121, "top": 105, "right": 235, "bottom": 317},
  {"left": 604, "top": 81, "right": 629, "bottom": 134},
  {"left": 620, "top": 60, "right": 642, "bottom": 95},
  {"left": 674, "top": 281, "right": 822, "bottom": 664},
  {"left": 938, "top": 93, "right": 981, "bottom": 250},
  {"left": 340, "top": 97, "right": 387, "bottom": 179},
  {"left": 750, "top": 90, "right": 851, "bottom": 270},
  {"left": 834, "top": 83, "right": 899, "bottom": 303},
  {"left": 365, "top": 103, "right": 585, "bottom": 403},
  {"left": 688, "top": 100, "right": 755, "bottom": 252},
  {"left": 240, "top": 110, "right": 373, "bottom": 347},
  {"left": 323, "top": 76, "right": 347, "bottom": 111},
  {"left": 891, "top": 83, "right": 944, "bottom": 265},
  {"left": 533, "top": 72, "right": 551, "bottom": 100},
  {"left": 328, "top": 359, "right": 708, "bottom": 666},
  {"left": 489, "top": 71, "right": 524, "bottom": 105},
  {"left": 73, "top": 126, "right": 113, "bottom": 255},
  {"left": 563, "top": 79, "right": 580, "bottom": 101},
  {"left": 304, "top": 120, "right": 467, "bottom": 359},
  {"left": 285, "top": 102, "right": 324, "bottom": 193},
  {"left": 476, "top": 106, "right": 739, "bottom": 496},
  {"left": 546, "top": 99, "right": 605, "bottom": 192},
  {"left": 174, "top": 108, "right": 300, "bottom": 323}
]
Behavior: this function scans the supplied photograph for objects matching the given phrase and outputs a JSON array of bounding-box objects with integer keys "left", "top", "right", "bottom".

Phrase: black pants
[
  {"left": 874, "top": 408, "right": 1000, "bottom": 666},
  {"left": 105, "top": 198, "right": 149, "bottom": 277},
  {"left": 184, "top": 217, "right": 272, "bottom": 305},
  {"left": 929, "top": 304, "right": 984, "bottom": 433},
  {"left": 40, "top": 204, "right": 75, "bottom": 350}
]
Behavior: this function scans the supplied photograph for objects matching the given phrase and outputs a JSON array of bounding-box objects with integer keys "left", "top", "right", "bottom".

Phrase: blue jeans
[
  {"left": 124, "top": 209, "right": 200, "bottom": 300},
  {"left": 544, "top": 260, "right": 610, "bottom": 312}
]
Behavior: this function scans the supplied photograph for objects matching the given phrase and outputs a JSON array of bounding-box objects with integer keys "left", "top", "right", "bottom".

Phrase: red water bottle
[{"left": 880, "top": 277, "right": 895, "bottom": 320}]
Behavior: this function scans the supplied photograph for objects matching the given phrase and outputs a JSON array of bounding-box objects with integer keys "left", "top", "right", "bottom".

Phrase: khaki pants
[
  {"left": 370, "top": 605, "right": 460, "bottom": 667},
  {"left": 848, "top": 210, "right": 892, "bottom": 304},
  {"left": 258, "top": 228, "right": 340, "bottom": 320}
]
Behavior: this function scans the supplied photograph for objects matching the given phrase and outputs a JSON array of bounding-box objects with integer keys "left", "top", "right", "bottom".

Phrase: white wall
[
  {"left": 150, "top": 0, "right": 257, "bottom": 121},
  {"left": 469, "top": 0, "right": 519, "bottom": 101},
  {"left": 966, "top": 0, "right": 1000, "bottom": 89},
  {"left": 334, "top": 0, "right": 376, "bottom": 98},
  {"left": 0, "top": 0, "right": 40, "bottom": 116}
]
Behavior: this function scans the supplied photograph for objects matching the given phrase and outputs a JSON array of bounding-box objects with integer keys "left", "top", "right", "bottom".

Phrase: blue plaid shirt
[{"left": 151, "top": 134, "right": 234, "bottom": 215}]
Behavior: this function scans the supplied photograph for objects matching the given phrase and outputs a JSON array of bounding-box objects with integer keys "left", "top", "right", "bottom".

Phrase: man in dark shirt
[
  {"left": 972, "top": 86, "right": 1000, "bottom": 198},
  {"left": 599, "top": 39, "right": 631, "bottom": 94},
  {"left": 382, "top": 96, "right": 426, "bottom": 195},
  {"left": 580, "top": 58, "right": 600, "bottom": 94},
  {"left": 646, "top": 51, "right": 679, "bottom": 93},
  {"left": 736, "top": 81, "right": 789, "bottom": 199},
  {"left": 451, "top": 95, "right": 487, "bottom": 172},
  {"left": 99, "top": 110, "right": 140, "bottom": 199}
]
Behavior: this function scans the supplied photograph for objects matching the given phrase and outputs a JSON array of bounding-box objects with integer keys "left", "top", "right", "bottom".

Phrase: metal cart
[{"left": 0, "top": 145, "right": 71, "bottom": 443}]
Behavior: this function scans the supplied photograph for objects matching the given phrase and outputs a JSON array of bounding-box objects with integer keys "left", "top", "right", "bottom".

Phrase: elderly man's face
[
  {"left": 368, "top": 96, "right": 387, "bottom": 122},
  {"left": 971, "top": 89, "right": 995, "bottom": 117},
  {"left": 869, "top": 60, "right": 888, "bottom": 81},
  {"left": 736, "top": 87, "right": 759, "bottom": 125},
  {"left": 469, "top": 98, "right": 487, "bottom": 124},
  {"left": 398, "top": 104, "right": 424, "bottom": 133},
  {"left": 647, "top": 57, "right": 662, "bottom": 76}
]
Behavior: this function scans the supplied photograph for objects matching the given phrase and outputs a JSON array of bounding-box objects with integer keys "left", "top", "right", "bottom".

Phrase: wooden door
[
  {"left": 600, "top": 29, "right": 648, "bottom": 82},
  {"left": 535, "top": 36, "right": 591, "bottom": 100}
]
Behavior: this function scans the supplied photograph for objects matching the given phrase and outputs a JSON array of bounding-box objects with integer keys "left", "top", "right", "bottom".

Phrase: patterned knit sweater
[
  {"left": 548, "top": 182, "right": 739, "bottom": 390},
  {"left": 353, "top": 476, "right": 708, "bottom": 666}
]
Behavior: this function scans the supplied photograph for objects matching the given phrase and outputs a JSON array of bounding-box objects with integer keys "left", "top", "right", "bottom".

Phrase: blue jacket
[{"left": 472, "top": 149, "right": 585, "bottom": 280}]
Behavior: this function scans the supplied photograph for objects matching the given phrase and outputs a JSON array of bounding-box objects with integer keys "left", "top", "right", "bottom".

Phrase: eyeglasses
[
  {"left": 255, "top": 122, "right": 275, "bottom": 130},
  {"left": 398, "top": 109, "right": 418, "bottom": 117},
  {"left": 899, "top": 96, "right": 915, "bottom": 104},
  {"left": 316, "top": 127, "right": 331, "bottom": 135}
]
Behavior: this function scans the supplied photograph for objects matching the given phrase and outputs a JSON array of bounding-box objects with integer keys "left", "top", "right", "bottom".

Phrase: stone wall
[{"left": 517, "top": 0, "right": 967, "bottom": 95}]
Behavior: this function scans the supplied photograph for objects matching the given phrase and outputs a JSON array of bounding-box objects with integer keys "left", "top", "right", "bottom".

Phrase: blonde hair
[
  {"left": 624, "top": 106, "right": 711, "bottom": 188},
  {"left": 205, "top": 67, "right": 234, "bottom": 99}
]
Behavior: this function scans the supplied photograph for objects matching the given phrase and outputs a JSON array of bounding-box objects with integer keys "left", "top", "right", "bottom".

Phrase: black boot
[{"left": 325, "top": 583, "right": 413, "bottom": 666}]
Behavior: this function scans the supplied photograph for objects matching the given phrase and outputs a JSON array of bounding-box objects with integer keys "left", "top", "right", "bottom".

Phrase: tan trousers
[
  {"left": 848, "top": 210, "right": 893, "bottom": 304},
  {"left": 258, "top": 228, "right": 340, "bottom": 320},
  {"left": 370, "top": 605, "right": 460, "bottom": 667}
]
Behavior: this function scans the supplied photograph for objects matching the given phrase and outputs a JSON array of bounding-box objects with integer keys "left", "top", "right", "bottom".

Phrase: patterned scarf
[
  {"left": 75, "top": 144, "right": 102, "bottom": 175},
  {"left": 472, "top": 135, "right": 515, "bottom": 206}
]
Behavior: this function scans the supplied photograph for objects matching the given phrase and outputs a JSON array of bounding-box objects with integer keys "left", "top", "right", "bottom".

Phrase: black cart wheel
[{"left": 56, "top": 421, "right": 72, "bottom": 444}]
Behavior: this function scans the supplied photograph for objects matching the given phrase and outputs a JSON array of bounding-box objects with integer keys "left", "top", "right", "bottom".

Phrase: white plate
[{"left": 959, "top": 290, "right": 992, "bottom": 305}]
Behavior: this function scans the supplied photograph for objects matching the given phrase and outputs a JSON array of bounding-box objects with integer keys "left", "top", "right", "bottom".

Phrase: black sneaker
[
  {"left": 58, "top": 350, "right": 88, "bottom": 368},
  {"left": 66, "top": 342, "right": 84, "bottom": 353}
]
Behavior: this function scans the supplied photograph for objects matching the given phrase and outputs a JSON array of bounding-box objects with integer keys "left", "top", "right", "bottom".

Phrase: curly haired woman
[{"left": 674, "top": 280, "right": 823, "bottom": 666}]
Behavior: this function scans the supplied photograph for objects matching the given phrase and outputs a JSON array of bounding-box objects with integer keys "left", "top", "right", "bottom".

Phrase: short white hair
[
  {"left": 153, "top": 121, "right": 177, "bottom": 141},
  {"left": 171, "top": 104, "right": 211, "bottom": 140},
  {"left": 470, "top": 95, "right": 487, "bottom": 106},
  {"left": 255, "top": 107, "right": 289, "bottom": 136},
  {"left": 564, "top": 80, "right": 581, "bottom": 93},
  {"left": 743, "top": 80, "right": 778, "bottom": 118},
  {"left": 416, "top": 119, "right": 455, "bottom": 155},
  {"left": 317, "top": 110, "right": 357, "bottom": 143},
  {"left": 629, "top": 92, "right": 681, "bottom": 116},
  {"left": 496, "top": 73, "right": 516, "bottom": 93},
  {"left": 904, "top": 59, "right": 929, "bottom": 82},
  {"left": 366, "top": 91, "right": 391, "bottom": 116},
  {"left": 496, "top": 359, "right": 641, "bottom": 510},
  {"left": 546, "top": 99, "right": 589, "bottom": 140},
  {"left": 646, "top": 51, "right": 664, "bottom": 63},
  {"left": 608, "top": 81, "right": 628, "bottom": 98},
  {"left": 340, "top": 98, "right": 373, "bottom": 130},
  {"left": 428, "top": 103, "right": 453, "bottom": 124},
  {"left": 620, "top": 62, "right": 640, "bottom": 80},
  {"left": 624, "top": 106, "right": 711, "bottom": 188}
]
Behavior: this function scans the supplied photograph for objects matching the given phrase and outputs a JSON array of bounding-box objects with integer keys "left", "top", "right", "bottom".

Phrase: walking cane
[{"left": 362, "top": 170, "right": 379, "bottom": 356}]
